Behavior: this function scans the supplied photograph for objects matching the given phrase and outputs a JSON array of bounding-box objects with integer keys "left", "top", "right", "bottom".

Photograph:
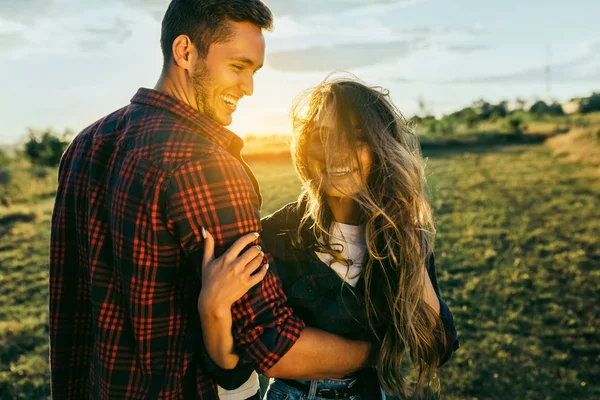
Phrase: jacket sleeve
[{"left": 425, "top": 250, "right": 460, "bottom": 365}]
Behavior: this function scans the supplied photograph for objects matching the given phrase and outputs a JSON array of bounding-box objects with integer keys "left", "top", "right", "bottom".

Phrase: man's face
[{"left": 192, "top": 21, "right": 265, "bottom": 126}]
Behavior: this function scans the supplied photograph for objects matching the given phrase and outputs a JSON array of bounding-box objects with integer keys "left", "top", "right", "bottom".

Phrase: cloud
[
  {"left": 268, "top": 38, "right": 429, "bottom": 72},
  {"left": 265, "top": 0, "right": 421, "bottom": 18},
  {"left": 0, "top": 33, "right": 22, "bottom": 52},
  {"left": 267, "top": 23, "right": 488, "bottom": 73},
  {"left": 450, "top": 42, "right": 600, "bottom": 84},
  {"left": 118, "top": 0, "right": 169, "bottom": 20},
  {"left": 0, "top": 0, "right": 62, "bottom": 23},
  {"left": 79, "top": 18, "right": 133, "bottom": 50},
  {"left": 113, "top": 0, "right": 421, "bottom": 22},
  {"left": 0, "top": 2, "right": 137, "bottom": 59},
  {"left": 445, "top": 43, "right": 489, "bottom": 54}
]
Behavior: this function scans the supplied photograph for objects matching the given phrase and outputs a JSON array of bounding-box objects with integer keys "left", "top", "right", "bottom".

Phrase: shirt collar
[{"left": 130, "top": 88, "right": 244, "bottom": 154}]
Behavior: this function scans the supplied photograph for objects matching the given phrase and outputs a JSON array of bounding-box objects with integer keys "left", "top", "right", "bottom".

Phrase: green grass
[
  {"left": 424, "top": 146, "right": 599, "bottom": 399},
  {"left": 0, "top": 201, "right": 53, "bottom": 399},
  {"left": 1, "top": 144, "right": 599, "bottom": 399}
]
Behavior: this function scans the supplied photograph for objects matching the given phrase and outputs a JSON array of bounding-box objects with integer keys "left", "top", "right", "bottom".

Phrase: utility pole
[{"left": 545, "top": 45, "right": 552, "bottom": 101}]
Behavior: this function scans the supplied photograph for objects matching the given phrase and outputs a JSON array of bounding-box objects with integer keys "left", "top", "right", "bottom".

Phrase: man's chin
[
  {"left": 206, "top": 111, "right": 233, "bottom": 127},
  {"left": 218, "top": 116, "right": 233, "bottom": 127}
]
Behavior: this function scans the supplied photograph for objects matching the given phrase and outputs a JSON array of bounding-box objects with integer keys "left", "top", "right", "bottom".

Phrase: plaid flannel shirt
[{"left": 49, "top": 88, "right": 305, "bottom": 399}]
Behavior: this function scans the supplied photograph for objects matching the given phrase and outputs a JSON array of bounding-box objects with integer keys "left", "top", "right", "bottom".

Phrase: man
[{"left": 49, "top": 1, "right": 373, "bottom": 398}]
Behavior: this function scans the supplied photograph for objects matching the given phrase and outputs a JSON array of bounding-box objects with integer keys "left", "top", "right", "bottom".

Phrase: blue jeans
[{"left": 265, "top": 377, "right": 364, "bottom": 400}]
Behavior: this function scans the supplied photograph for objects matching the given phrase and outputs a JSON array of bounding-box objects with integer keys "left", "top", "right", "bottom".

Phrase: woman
[{"left": 200, "top": 76, "right": 459, "bottom": 399}]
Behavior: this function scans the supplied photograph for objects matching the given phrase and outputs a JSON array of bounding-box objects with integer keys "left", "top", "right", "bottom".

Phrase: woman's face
[{"left": 306, "top": 108, "right": 372, "bottom": 199}]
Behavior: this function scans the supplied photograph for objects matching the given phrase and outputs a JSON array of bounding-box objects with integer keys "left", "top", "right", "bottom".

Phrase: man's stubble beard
[{"left": 191, "top": 61, "right": 218, "bottom": 123}]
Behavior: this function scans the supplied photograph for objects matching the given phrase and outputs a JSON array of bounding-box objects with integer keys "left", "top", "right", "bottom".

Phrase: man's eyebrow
[{"left": 230, "top": 57, "right": 263, "bottom": 70}]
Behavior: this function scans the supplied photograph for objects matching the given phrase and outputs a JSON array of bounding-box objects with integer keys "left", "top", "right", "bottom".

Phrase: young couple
[{"left": 49, "top": 1, "right": 458, "bottom": 399}]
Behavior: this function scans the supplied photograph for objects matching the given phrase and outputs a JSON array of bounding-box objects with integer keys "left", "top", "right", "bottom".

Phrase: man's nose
[{"left": 240, "top": 73, "right": 254, "bottom": 97}]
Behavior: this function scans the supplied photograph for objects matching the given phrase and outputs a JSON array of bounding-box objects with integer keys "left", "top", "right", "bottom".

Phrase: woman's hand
[{"left": 197, "top": 228, "right": 269, "bottom": 319}]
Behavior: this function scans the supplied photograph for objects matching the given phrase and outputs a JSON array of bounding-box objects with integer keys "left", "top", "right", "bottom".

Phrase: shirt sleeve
[
  {"left": 425, "top": 250, "right": 460, "bottom": 366},
  {"left": 165, "top": 151, "right": 305, "bottom": 374},
  {"left": 50, "top": 144, "right": 84, "bottom": 395}
]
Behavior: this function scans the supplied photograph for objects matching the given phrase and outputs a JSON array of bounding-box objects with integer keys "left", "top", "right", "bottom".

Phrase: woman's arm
[
  {"left": 424, "top": 250, "right": 460, "bottom": 365},
  {"left": 423, "top": 268, "right": 441, "bottom": 314},
  {"left": 198, "top": 229, "right": 268, "bottom": 369}
]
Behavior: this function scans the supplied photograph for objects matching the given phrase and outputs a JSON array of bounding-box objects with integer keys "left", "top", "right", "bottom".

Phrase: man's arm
[
  {"left": 166, "top": 152, "right": 305, "bottom": 372},
  {"left": 200, "top": 296, "right": 374, "bottom": 379},
  {"left": 263, "top": 327, "right": 373, "bottom": 379},
  {"left": 49, "top": 142, "right": 91, "bottom": 397}
]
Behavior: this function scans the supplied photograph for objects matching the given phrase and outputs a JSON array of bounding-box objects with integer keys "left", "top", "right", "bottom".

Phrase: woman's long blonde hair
[{"left": 290, "top": 75, "right": 446, "bottom": 397}]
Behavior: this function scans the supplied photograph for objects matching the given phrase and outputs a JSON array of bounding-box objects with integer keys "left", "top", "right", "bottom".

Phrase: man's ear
[{"left": 171, "top": 35, "right": 197, "bottom": 71}]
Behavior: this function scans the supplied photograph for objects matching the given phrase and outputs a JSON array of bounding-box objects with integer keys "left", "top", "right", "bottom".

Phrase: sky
[{"left": 1, "top": 0, "right": 599, "bottom": 144}]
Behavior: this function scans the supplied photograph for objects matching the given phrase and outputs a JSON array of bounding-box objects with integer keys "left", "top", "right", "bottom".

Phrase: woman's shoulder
[{"left": 260, "top": 201, "right": 305, "bottom": 234}]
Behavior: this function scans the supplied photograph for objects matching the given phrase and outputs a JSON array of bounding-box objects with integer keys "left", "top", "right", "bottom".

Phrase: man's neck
[{"left": 154, "top": 67, "right": 199, "bottom": 111}]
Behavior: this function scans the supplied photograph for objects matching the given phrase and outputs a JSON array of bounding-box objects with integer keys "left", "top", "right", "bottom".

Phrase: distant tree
[
  {"left": 0, "top": 149, "right": 11, "bottom": 166},
  {"left": 448, "top": 106, "right": 479, "bottom": 129},
  {"left": 581, "top": 92, "right": 600, "bottom": 113},
  {"left": 439, "top": 117, "right": 456, "bottom": 136},
  {"left": 515, "top": 98, "right": 527, "bottom": 111},
  {"left": 472, "top": 99, "right": 493, "bottom": 120},
  {"left": 490, "top": 101, "right": 508, "bottom": 119},
  {"left": 529, "top": 100, "right": 564, "bottom": 116},
  {"left": 464, "top": 111, "right": 479, "bottom": 129},
  {"left": 417, "top": 96, "right": 431, "bottom": 117},
  {"left": 529, "top": 100, "right": 550, "bottom": 115},
  {"left": 423, "top": 118, "right": 441, "bottom": 135},
  {"left": 506, "top": 115, "right": 526, "bottom": 134},
  {"left": 23, "top": 129, "right": 70, "bottom": 167},
  {"left": 547, "top": 102, "right": 564, "bottom": 116}
]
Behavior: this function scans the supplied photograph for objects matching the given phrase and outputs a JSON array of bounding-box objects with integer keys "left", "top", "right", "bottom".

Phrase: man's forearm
[{"left": 264, "top": 327, "right": 374, "bottom": 380}]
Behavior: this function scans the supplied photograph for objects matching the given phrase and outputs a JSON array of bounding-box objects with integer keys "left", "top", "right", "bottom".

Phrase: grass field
[{"left": 1, "top": 142, "right": 599, "bottom": 399}]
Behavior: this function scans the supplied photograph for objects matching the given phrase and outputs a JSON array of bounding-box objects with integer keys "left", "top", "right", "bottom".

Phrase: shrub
[
  {"left": 506, "top": 116, "right": 526, "bottom": 134},
  {"left": 23, "top": 129, "right": 70, "bottom": 167}
]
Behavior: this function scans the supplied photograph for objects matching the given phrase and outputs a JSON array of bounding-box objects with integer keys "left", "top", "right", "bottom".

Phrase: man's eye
[{"left": 232, "top": 64, "right": 244, "bottom": 71}]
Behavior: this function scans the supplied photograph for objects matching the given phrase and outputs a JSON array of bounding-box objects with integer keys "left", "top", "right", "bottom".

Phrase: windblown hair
[
  {"left": 291, "top": 74, "right": 446, "bottom": 397},
  {"left": 160, "top": 0, "right": 273, "bottom": 64}
]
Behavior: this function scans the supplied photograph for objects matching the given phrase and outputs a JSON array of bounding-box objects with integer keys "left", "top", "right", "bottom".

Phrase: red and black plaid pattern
[{"left": 49, "top": 88, "right": 305, "bottom": 399}]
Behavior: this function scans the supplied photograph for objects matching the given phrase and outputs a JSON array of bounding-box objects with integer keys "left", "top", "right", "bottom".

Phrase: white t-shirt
[
  {"left": 315, "top": 222, "right": 366, "bottom": 286},
  {"left": 217, "top": 371, "right": 259, "bottom": 400}
]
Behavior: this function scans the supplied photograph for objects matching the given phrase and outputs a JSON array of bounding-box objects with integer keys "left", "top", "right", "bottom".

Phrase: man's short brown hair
[{"left": 160, "top": 0, "right": 273, "bottom": 64}]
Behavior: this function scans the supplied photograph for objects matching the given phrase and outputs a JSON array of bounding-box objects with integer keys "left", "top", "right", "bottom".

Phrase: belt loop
[{"left": 307, "top": 380, "right": 318, "bottom": 400}]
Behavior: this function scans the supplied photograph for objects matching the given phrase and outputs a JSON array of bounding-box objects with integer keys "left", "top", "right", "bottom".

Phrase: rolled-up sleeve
[
  {"left": 165, "top": 151, "right": 305, "bottom": 374},
  {"left": 425, "top": 251, "right": 459, "bottom": 365}
]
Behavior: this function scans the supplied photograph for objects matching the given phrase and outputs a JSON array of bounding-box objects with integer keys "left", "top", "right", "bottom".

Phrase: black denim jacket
[{"left": 209, "top": 201, "right": 459, "bottom": 393}]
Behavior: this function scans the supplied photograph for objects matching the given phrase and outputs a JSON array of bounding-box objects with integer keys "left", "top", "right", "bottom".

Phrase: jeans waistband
[{"left": 284, "top": 377, "right": 357, "bottom": 390}]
